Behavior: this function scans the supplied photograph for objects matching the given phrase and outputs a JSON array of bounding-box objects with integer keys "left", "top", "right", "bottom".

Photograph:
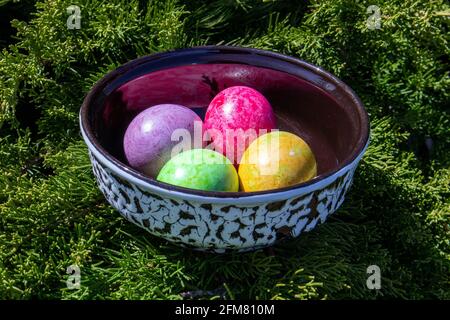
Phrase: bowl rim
[{"left": 80, "top": 45, "right": 370, "bottom": 201}]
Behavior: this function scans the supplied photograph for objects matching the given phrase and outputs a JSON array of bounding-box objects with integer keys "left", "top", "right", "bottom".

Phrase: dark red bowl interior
[{"left": 82, "top": 46, "right": 369, "bottom": 197}]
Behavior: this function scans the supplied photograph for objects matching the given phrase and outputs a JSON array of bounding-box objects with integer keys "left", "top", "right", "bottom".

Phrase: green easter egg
[{"left": 157, "top": 149, "right": 238, "bottom": 192}]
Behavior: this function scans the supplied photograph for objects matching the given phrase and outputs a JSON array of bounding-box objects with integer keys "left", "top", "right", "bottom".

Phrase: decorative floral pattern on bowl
[{"left": 89, "top": 150, "right": 361, "bottom": 253}]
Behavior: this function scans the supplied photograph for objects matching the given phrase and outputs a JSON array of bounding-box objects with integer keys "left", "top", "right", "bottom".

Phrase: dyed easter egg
[
  {"left": 238, "top": 131, "right": 317, "bottom": 192},
  {"left": 204, "top": 86, "right": 276, "bottom": 164},
  {"left": 157, "top": 149, "right": 238, "bottom": 192},
  {"left": 124, "top": 104, "right": 202, "bottom": 177}
]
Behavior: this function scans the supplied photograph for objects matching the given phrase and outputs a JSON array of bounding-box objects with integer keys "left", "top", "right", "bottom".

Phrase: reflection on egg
[{"left": 238, "top": 131, "right": 317, "bottom": 192}]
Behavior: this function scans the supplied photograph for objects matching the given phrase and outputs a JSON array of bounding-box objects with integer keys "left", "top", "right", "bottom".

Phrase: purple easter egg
[{"left": 124, "top": 104, "right": 203, "bottom": 177}]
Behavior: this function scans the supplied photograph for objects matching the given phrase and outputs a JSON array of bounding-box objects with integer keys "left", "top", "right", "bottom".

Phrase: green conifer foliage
[{"left": 0, "top": 0, "right": 449, "bottom": 299}]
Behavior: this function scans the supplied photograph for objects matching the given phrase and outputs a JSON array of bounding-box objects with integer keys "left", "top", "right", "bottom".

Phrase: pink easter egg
[{"left": 204, "top": 86, "right": 277, "bottom": 164}]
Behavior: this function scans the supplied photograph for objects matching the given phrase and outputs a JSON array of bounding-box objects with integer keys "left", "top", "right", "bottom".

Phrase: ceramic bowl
[{"left": 80, "top": 46, "right": 370, "bottom": 253}]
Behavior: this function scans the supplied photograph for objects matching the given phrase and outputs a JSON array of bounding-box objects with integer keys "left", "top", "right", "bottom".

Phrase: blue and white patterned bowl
[{"left": 80, "top": 46, "right": 370, "bottom": 253}]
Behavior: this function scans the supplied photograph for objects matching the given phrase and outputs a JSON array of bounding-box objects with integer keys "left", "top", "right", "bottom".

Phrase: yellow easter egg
[{"left": 238, "top": 131, "right": 317, "bottom": 192}]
